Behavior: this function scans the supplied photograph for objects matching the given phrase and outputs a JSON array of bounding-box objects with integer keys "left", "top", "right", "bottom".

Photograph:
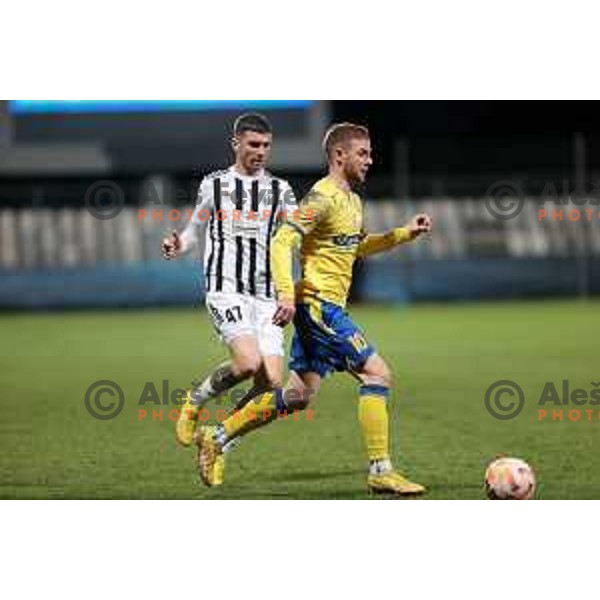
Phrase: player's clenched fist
[
  {"left": 407, "top": 213, "right": 432, "bottom": 238},
  {"left": 161, "top": 230, "right": 182, "bottom": 260},
  {"left": 272, "top": 297, "right": 295, "bottom": 327}
]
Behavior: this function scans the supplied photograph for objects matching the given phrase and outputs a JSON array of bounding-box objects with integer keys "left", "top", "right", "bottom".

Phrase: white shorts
[{"left": 205, "top": 292, "right": 284, "bottom": 357}]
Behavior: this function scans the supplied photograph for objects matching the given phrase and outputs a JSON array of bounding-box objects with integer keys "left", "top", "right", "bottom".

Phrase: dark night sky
[
  {"left": 332, "top": 101, "right": 600, "bottom": 136},
  {"left": 331, "top": 101, "right": 600, "bottom": 192}
]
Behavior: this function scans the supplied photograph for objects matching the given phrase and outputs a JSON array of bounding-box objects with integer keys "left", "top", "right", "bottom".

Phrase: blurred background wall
[{"left": 0, "top": 100, "right": 598, "bottom": 309}]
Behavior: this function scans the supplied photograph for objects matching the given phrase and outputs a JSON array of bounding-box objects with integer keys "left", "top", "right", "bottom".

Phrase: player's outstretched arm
[{"left": 356, "top": 213, "right": 432, "bottom": 258}]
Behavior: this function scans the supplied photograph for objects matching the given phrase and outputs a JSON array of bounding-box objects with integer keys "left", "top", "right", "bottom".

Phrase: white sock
[
  {"left": 222, "top": 437, "right": 241, "bottom": 454},
  {"left": 189, "top": 377, "right": 216, "bottom": 409},
  {"left": 214, "top": 424, "right": 228, "bottom": 449},
  {"left": 369, "top": 458, "right": 393, "bottom": 476}
]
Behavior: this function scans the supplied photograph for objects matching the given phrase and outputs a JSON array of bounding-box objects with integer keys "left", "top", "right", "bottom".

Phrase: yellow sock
[
  {"left": 358, "top": 386, "right": 390, "bottom": 461},
  {"left": 182, "top": 389, "right": 199, "bottom": 416},
  {"left": 222, "top": 390, "right": 278, "bottom": 440}
]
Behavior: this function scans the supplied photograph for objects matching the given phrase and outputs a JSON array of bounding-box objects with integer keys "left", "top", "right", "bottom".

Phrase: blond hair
[{"left": 322, "top": 122, "right": 370, "bottom": 160}]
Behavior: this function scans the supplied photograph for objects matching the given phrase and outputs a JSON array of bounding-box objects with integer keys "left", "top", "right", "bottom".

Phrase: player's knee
[
  {"left": 286, "top": 396, "right": 310, "bottom": 411},
  {"left": 232, "top": 355, "right": 261, "bottom": 379},
  {"left": 380, "top": 364, "right": 393, "bottom": 388},
  {"left": 361, "top": 361, "right": 393, "bottom": 389},
  {"left": 283, "top": 386, "right": 315, "bottom": 411}
]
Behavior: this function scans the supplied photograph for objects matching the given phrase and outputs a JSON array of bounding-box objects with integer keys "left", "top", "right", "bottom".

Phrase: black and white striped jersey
[{"left": 182, "top": 166, "right": 297, "bottom": 299}]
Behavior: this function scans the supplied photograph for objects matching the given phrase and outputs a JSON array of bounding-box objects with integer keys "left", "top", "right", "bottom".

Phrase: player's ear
[{"left": 231, "top": 135, "right": 240, "bottom": 152}]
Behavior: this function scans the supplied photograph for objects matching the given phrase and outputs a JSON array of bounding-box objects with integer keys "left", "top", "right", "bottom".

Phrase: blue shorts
[{"left": 289, "top": 298, "right": 376, "bottom": 378}]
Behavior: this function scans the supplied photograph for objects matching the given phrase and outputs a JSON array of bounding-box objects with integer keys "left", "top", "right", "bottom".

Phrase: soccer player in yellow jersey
[{"left": 195, "top": 122, "right": 432, "bottom": 496}]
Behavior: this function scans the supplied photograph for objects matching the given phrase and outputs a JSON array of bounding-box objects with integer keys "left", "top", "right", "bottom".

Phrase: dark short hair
[
  {"left": 233, "top": 113, "right": 272, "bottom": 136},
  {"left": 323, "top": 122, "right": 370, "bottom": 159}
]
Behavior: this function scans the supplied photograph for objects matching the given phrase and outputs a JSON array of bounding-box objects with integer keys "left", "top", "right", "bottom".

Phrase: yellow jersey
[{"left": 271, "top": 176, "right": 413, "bottom": 307}]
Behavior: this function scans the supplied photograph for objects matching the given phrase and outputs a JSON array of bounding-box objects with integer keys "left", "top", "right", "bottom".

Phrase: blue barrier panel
[
  {"left": 358, "top": 258, "right": 600, "bottom": 302},
  {"left": 1, "top": 258, "right": 598, "bottom": 309},
  {"left": 0, "top": 261, "right": 204, "bottom": 309}
]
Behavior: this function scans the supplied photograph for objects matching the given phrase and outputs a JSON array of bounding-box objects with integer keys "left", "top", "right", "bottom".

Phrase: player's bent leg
[
  {"left": 194, "top": 370, "right": 319, "bottom": 487},
  {"left": 223, "top": 369, "right": 318, "bottom": 442},
  {"left": 354, "top": 354, "right": 425, "bottom": 496},
  {"left": 176, "top": 335, "right": 261, "bottom": 447}
]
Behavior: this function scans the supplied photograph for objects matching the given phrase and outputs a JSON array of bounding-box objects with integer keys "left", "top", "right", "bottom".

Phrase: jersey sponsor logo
[
  {"left": 331, "top": 232, "right": 362, "bottom": 248},
  {"left": 232, "top": 219, "right": 261, "bottom": 237}
]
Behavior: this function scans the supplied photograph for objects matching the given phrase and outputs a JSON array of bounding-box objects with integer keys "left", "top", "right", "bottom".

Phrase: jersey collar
[{"left": 229, "top": 165, "right": 265, "bottom": 180}]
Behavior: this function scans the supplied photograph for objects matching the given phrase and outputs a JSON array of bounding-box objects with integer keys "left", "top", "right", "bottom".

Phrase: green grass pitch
[{"left": 1, "top": 300, "right": 599, "bottom": 499}]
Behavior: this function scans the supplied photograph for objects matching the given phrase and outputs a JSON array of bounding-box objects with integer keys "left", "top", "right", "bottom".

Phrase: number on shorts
[
  {"left": 225, "top": 306, "right": 242, "bottom": 323},
  {"left": 209, "top": 304, "right": 243, "bottom": 324},
  {"left": 348, "top": 331, "right": 368, "bottom": 353}
]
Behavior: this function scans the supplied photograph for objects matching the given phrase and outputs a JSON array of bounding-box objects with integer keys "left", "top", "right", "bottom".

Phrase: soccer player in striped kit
[{"left": 161, "top": 113, "right": 296, "bottom": 480}]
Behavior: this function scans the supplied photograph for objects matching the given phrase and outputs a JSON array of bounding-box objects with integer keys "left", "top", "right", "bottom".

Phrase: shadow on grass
[
  {"left": 264, "top": 468, "right": 363, "bottom": 483},
  {"left": 193, "top": 468, "right": 433, "bottom": 500},
  {"left": 197, "top": 487, "right": 367, "bottom": 500}
]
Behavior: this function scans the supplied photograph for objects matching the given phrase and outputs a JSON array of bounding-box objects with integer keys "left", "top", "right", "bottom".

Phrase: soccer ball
[{"left": 484, "top": 457, "right": 536, "bottom": 500}]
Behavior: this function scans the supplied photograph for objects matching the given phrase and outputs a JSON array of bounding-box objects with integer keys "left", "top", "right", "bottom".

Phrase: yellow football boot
[
  {"left": 212, "top": 454, "right": 225, "bottom": 486},
  {"left": 368, "top": 471, "right": 426, "bottom": 496},
  {"left": 194, "top": 425, "right": 223, "bottom": 487},
  {"left": 175, "top": 391, "right": 199, "bottom": 447},
  {"left": 210, "top": 438, "right": 241, "bottom": 486}
]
